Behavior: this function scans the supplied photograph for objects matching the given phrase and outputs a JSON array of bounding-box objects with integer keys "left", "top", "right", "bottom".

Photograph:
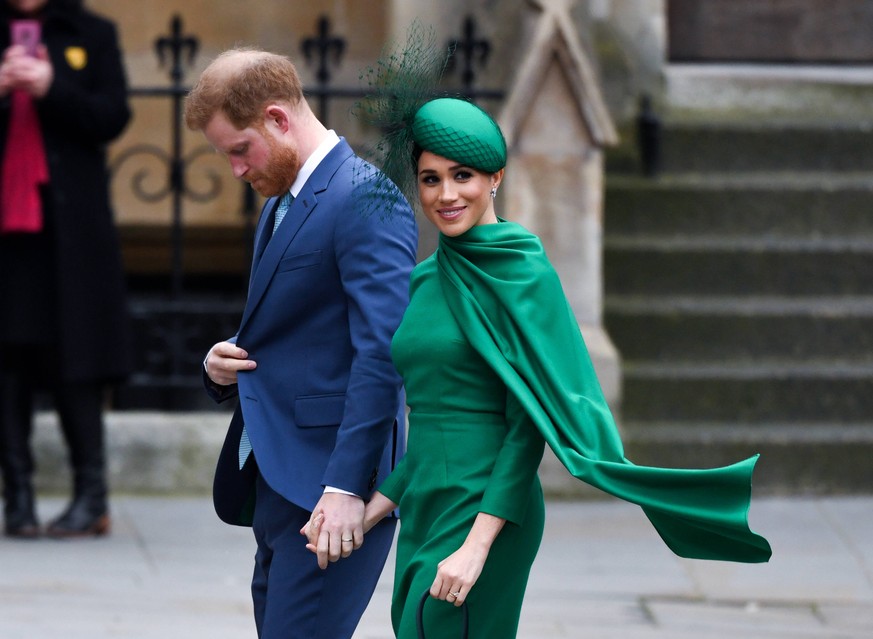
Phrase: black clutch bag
[{"left": 416, "top": 589, "right": 469, "bottom": 639}]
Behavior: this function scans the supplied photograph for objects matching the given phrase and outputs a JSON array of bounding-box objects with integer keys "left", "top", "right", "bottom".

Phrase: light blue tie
[
  {"left": 272, "top": 190, "right": 294, "bottom": 234},
  {"left": 238, "top": 427, "right": 252, "bottom": 470},
  {"left": 238, "top": 192, "right": 295, "bottom": 469}
]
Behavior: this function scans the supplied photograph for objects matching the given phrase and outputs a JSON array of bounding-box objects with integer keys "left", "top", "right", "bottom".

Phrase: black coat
[{"left": 0, "top": 1, "right": 132, "bottom": 383}]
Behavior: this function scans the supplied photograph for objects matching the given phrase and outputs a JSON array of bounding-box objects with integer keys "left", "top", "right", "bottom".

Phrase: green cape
[{"left": 437, "top": 221, "right": 772, "bottom": 563}]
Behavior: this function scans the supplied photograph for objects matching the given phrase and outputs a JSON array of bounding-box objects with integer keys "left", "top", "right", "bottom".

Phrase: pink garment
[{"left": 1, "top": 89, "right": 49, "bottom": 233}]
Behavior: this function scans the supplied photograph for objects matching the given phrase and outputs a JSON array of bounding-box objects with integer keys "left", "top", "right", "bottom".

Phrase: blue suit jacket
[{"left": 208, "top": 139, "right": 417, "bottom": 524}]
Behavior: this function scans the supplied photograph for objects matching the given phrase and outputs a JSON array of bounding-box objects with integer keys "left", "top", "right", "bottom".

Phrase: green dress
[
  {"left": 383, "top": 251, "right": 546, "bottom": 638},
  {"left": 380, "top": 220, "right": 771, "bottom": 638}
]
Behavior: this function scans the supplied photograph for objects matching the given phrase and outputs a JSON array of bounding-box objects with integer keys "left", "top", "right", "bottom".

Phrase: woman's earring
[{"left": 490, "top": 187, "right": 498, "bottom": 199}]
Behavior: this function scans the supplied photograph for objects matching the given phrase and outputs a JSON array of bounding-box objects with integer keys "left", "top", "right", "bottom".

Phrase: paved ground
[{"left": 1, "top": 495, "right": 871, "bottom": 638}]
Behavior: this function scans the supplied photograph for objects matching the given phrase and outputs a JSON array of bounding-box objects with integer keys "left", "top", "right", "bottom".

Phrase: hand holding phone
[
  {"left": 10, "top": 20, "right": 41, "bottom": 58},
  {"left": 4, "top": 20, "right": 52, "bottom": 98}
]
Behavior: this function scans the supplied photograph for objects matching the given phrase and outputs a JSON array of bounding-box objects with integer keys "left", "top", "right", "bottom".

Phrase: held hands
[
  {"left": 205, "top": 341, "right": 257, "bottom": 386},
  {"left": 301, "top": 491, "right": 397, "bottom": 569},
  {"left": 301, "top": 492, "right": 365, "bottom": 570},
  {"left": 0, "top": 44, "right": 53, "bottom": 99}
]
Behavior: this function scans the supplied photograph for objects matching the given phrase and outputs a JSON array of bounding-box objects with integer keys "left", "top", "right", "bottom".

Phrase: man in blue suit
[{"left": 184, "top": 49, "right": 417, "bottom": 638}]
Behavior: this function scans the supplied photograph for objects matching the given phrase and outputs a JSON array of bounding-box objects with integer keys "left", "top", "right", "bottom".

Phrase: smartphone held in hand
[{"left": 11, "top": 20, "right": 41, "bottom": 57}]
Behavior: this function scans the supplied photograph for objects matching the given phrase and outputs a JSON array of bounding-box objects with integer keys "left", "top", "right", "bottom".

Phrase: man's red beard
[{"left": 246, "top": 135, "right": 301, "bottom": 197}]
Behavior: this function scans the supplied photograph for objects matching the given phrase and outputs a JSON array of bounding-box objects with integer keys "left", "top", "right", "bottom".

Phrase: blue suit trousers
[{"left": 252, "top": 473, "right": 396, "bottom": 638}]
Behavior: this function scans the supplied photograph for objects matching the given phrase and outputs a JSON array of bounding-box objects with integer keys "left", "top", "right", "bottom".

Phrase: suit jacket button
[{"left": 368, "top": 469, "right": 378, "bottom": 491}]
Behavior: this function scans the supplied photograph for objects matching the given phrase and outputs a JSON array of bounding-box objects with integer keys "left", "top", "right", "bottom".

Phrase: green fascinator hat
[
  {"left": 412, "top": 98, "right": 507, "bottom": 173},
  {"left": 354, "top": 26, "right": 506, "bottom": 214}
]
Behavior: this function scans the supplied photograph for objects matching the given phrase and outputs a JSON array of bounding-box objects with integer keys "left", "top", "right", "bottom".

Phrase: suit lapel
[
  {"left": 237, "top": 140, "right": 354, "bottom": 334},
  {"left": 239, "top": 188, "right": 316, "bottom": 332},
  {"left": 249, "top": 196, "right": 278, "bottom": 288}
]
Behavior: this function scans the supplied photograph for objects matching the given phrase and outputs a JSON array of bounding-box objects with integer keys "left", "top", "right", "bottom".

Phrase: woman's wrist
[
  {"left": 363, "top": 491, "right": 396, "bottom": 532},
  {"left": 464, "top": 512, "right": 506, "bottom": 554}
]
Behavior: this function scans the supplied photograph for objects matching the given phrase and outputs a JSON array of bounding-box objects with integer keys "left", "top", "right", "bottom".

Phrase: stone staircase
[{"left": 604, "top": 117, "right": 873, "bottom": 495}]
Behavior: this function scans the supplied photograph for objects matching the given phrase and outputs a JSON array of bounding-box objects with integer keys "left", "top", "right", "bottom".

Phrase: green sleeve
[
  {"left": 478, "top": 391, "right": 545, "bottom": 526},
  {"left": 375, "top": 454, "right": 408, "bottom": 505}
]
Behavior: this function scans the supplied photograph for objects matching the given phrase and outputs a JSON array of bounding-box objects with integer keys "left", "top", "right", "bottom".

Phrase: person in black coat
[{"left": 0, "top": 0, "right": 131, "bottom": 538}]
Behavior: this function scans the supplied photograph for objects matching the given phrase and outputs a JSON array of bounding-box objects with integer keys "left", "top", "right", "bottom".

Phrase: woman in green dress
[{"left": 309, "top": 97, "right": 771, "bottom": 638}]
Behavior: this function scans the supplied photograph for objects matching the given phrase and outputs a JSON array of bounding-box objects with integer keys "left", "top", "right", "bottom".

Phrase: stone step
[
  {"left": 605, "top": 173, "right": 873, "bottom": 238},
  {"left": 620, "top": 421, "right": 873, "bottom": 495},
  {"left": 664, "top": 64, "right": 873, "bottom": 125},
  {"left": 620, "top": 361, "right": 873, "bottom": 423},
  {"left": 603, "top": 71, "right": 873, "bottom": 494},
  {"left": 604, "top": 236, "right": 873, "bottom": 296},
  {"left": 659, "top": 122, "right": 873, "bottom": 173},
  {"left": 604, "top": 295, "right": 873, "bottom": 362}
]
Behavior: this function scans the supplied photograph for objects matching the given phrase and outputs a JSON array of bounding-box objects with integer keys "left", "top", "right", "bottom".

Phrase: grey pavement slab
[{"left": 0, "top": 496, "right": 871, "bottom": 638}]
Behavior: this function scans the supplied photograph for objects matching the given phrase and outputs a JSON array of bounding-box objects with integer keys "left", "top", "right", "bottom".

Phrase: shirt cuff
[{"left": 324, "top": 486, "right": 359, "bottom": 498}]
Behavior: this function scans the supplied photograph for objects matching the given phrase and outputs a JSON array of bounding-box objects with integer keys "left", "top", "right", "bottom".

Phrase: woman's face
[
  {"left": 7, "top": 0, "right": 50, "bottom": 16},
  {"left": 416, "top": 151, "right": 502, "bottom": 237}
]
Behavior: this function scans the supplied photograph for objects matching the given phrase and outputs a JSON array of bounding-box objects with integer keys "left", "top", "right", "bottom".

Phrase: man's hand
[
  {"left": 301, "top": 493, "right": 365, "bottom": 569},
  {"left": 205, "top": 341, "right": 256, "bottom": 386}
]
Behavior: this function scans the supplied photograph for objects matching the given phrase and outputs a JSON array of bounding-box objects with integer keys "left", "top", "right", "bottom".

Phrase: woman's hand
[
  {"left": 430, "top": 513, "right": 505, "bottom": 607},
  {"left": 1, "top": 45, "right": 53, "bottom": 98},
  {"left": 430, "top": 541, "right": 488, "bottom": 607}
]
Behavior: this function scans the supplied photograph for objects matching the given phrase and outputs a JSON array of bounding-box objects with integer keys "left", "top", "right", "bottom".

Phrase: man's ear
[{"left": 264, "top": 104, "right": 290, "bottom": 133}]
